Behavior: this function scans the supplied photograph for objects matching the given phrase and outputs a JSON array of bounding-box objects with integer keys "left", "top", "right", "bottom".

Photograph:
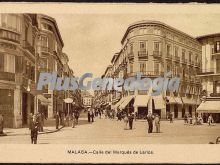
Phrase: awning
[
  {"left": 133, "top": 95, "right": 151, "bottom": 107},
  {"left": 37, "top": 94, "right": 51, "bottom": 106},
  {"left": 112, "top": 97, "right": 126, "bottom": 110},
  {"left": 166, "top": 96, "right": 176, "bottom": 104},
  {"left": 174, "top": 97, "right": 183, "bottom": 104},
  {"left": 119, "top": 96, "right": 134, "bottom": 110},
  {"left": 153, "top": 95, "right": 166, "bottom": 109},
  {"left": 197, "top": 99, "right": 220, "bottom": 113},
  {"left": 182, "top": 97, "right": 196, "bottom": 105}
]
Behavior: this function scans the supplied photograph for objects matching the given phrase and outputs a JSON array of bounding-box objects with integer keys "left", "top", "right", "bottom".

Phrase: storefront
[{"left": 197, "top": 97, "right": 220, "bottom": 123}]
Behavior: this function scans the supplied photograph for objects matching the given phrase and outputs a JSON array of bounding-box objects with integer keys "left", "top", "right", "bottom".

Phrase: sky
[{"left": 48, "top": 13, "right": 220, "bottom": 78}]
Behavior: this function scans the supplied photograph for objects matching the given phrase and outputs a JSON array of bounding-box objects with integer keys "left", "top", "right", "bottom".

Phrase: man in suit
[
  {"left": 147, "top": 113, "right": 154, "bottom": 133},
  {"left": 30, "top": 114, "right": 39, "bottom": 144}
]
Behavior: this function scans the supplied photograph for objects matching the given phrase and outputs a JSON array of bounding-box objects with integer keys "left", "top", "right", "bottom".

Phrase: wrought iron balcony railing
[{"left": 153, "top": 51, "right": 162, "bottom": 58}]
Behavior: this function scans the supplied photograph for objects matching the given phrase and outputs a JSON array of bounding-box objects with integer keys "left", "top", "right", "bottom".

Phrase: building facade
[
  {"left": 196, "top": 33, "right": 220, "bottom": 122},
  {"left": 98, "top": 20, "right": 203, "bottom": 119},
  {"left": 0, "top": 14, "right": 80, "bottom": 128},
  {"left": 82, "top": 91, "right": 94, "bottom": 109}
]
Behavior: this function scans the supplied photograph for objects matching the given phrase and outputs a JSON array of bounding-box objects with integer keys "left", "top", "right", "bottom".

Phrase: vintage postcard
[{"left": 0, "top": 2, "right": 220, "bottom": 164}]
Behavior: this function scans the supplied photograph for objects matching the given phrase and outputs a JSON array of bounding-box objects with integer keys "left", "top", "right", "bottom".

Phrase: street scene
[
  {"left": 0, "top": 13, "right": 220, "bottom": 145},
  {"left": 1, "top": 112, "right": 220, "bottom": 144}
]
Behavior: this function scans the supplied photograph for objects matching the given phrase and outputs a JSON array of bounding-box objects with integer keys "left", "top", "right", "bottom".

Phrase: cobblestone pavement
[{"left": 0, "top": 116, "right": 220, "bottom": 144}]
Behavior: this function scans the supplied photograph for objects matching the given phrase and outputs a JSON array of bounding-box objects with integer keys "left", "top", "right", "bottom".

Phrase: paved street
[{"left": 1, "top": 113, "right": 220, "bottom": 144}]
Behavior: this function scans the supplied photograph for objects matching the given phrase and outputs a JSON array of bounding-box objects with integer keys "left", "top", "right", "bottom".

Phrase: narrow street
[{"left": 1, "top": 113, "right": 220, "bottom": 144}]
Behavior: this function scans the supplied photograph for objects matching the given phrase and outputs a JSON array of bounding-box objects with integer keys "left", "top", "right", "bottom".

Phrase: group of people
[
  {"left": 55, "top": 110, "right": 80, "bottom": 129},
  {"left": 87, "top": 108, "right": 95, "bottom": 122},
  {"left": 183, "top": 113, "right": 214, "bottom": 126},
  {"left": 115, "top": 110, "right": 161, "bottom": 133}
]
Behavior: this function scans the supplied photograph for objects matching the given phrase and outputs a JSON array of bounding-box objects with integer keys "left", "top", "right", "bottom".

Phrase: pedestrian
[
  {"left": 128, "top": 112, "right": 134, "bottom": 130},
  {"left": 98, "top": 109, "right": 102, "bottom": 119},
  {"left": 88, "top": 109, "right": 91, "bottom": 122},
  {"left": 41, "top": 112, "right": 47, "bottom": 128},
  {"left": 55, "top": 112, "right": 59, "bottom": 129},
  {"left": 0, "top": 114, "right": 4, "bottom": 135},
  {"left": 91, "top": 109, "right": 95, "bottom": 122},
  {"left": 123, "top": 113, "right": 129, "bottom": 130},
  {"left": 28, "top": 113, "right": 33, "bottom": 130},
  {"left": 208, "top": 114, "right": 214, "bottom": 126},
  {"left": 30, "top": 114, "right": 39, "bottom": 144},
  {"left": 169, "top": 112, "right": 173, "bottom": 123},
  {"left": 74, "top": 110, "right": 79, "bottom": 125},
  {"left": 147, "top": 113, "right": 154, "bottom": 133},
  {"left": 65, "top": 114, "right": 70, "bottom": 127},
  {"left": 154, "top": 114, "right": 160, "bottom": 133},
  {"left": 37, "top": 112, "right": 43, "bottom": 132},
  {"left": 71, "top": 113, "right": 76, "bottom": 128},
  {"left": 184, "top": 113, "right": 188, "bottom": 124}
]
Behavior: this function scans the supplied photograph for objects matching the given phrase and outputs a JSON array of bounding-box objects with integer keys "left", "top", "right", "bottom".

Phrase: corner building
[{"left": 110, "top": 21, "right": 202, "bottom": 119}]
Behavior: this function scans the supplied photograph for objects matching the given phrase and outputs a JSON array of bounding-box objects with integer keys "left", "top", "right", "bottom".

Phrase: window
[
  {"left": 130, "top": 43, "right": 133, "bottom": 53},
  {"left": 4, "top": 54, "right": 15, "bottom": 73},
  {"left": 217, "top": 59, "right": 220, "bottom": 73},
  {"left": 41, "top": 35, "right": 48, "bottom": 48},
  {"left": 140, "top": 41, "right": 146, "bottom": 52},
  {"left": 154, "top": 62, "right": 160, "bottom": 74},
  {"left": 0, "top": 54, "right": 4, "bottom": 72},
  {"left": 189, "top": 52, "right": 192, "bottom": 62},
  {"left": 174, "top": 46, "right": 179, "bottom": 57},
  {"left": 182, "top": 49, "right": 186, "bottom": 60},
  {"left": 0, "top": 14, "right": 21, "bottom": 32},
  {"left": 140, "top": 63, "right": 146, "bottom": 73},
  {"left": 167, "top": 44, "right": 171, "bottom": 55},
  {"left": 154, "top": 42, "right": 160, "bottom": 51},
  {"left": 216, "top": 41, "right": 220, "bottom": 52},
  {"left": 130, "top": 64, "right": 133, "bottom": 73}
]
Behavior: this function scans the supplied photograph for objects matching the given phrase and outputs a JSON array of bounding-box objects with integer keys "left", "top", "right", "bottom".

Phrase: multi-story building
[
  {"left": 0, "top": 14, "right": 78, "bottom": 128},
  {"left": 196, "top": 33, "right": 220, "bottom": 122},
  {"left": 82, "top": 91, "right": 93, "bottom": 109},
  {"left": 0, "top": 14, "right": 39, "bottom": 128},
  {"left": 100, "top": 20, "right": 202, "bottom": 119}
]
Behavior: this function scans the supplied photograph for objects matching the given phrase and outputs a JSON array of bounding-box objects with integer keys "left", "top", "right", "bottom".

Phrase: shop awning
[
  {"left": 133, "top": 95, "right": 151, "bottom": 107},
  {"left": 112, "top": 97, "right": 126, "bottom": 110},
  {"left": 166, "top": 96, "right": 176, "bottom": 104},
  {"left": 174, "top": 97, "right": 183, "bottom": 104},
  {"left": 37, "top": 94, "right": 51, "bottom": 106},
  {"left": 182, "top": 97, "right": 196, "bottom": 105},
  {"left": 153, "top": 95, "right": 166, "bottom": 109},
  {"left": 197, "top": 98, "right": 220, "bottom": 113},
  {"left": 119, "top": 96, "right": 134, "bottom": 110}
]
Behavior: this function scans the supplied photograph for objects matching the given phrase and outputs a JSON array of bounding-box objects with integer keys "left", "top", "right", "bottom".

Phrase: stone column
[{"left": 13, "top": 86, "right": 22, "bottom": 128}]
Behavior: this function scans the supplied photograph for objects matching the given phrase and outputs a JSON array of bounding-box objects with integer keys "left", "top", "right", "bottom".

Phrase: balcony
[
  {"left": 0, "top": 71, "right": 15, "bottom": 82},
  {"left": 197, "top": 68, "right": 215, "bottom": 75},
  {"left": 173, "top": 56, "right": 180, "bottom": 62},
  {"left": 0, "top": 29, "right": 20, "bottom": 44},
  {"left": 187, "top": 60, "right": 193, "bottom": 66},
  {"left": 165, "top": 53, "right": 172, "bottom": 60},
  {"left": 153, "top": 51, "right": 162, "bottom": 58},
  {"left": 195, "top": 77, "right": 201, "bottom": 84},
  {"left": 128, "top": 52, "right": 134, "bottom": 60},
  {"left": 23, "top": 40, "right": 35, "bottom": 55},
  {"left": 138, "top": 50, "right": 148, "bottom": 60},
  {"left": 211, "top": 50, "right": 220, "bottom": 57},
  {"left": 40, "top": 46, "right": 50, "bottom": 53},
  {"left": 181, "top": 58, "right": 187, "bottom": 64},
  {"left": 194, "top": 62, "right": 200, "bottom": 67},
  {"left": 142, "top": 71, "right": 164, "bottom": 77}
]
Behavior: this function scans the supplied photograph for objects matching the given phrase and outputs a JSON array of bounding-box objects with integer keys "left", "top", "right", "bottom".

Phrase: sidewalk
[{"left": 1, "top": 126, "right": 64, "bottom": 136}]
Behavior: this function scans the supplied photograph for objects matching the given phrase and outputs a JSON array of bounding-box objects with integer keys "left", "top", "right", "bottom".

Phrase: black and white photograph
[{"left": 0, "top": 3, "right": 220, "bottom": 164}]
